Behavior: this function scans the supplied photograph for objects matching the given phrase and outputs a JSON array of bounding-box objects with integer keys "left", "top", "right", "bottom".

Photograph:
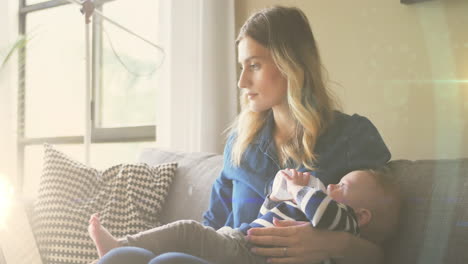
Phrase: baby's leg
[
  {"left": 123, "top": 220, "right": 265, "bottom": 264},
  {"left": 88, "top": 213, "right": 120, "bottom": 257}
]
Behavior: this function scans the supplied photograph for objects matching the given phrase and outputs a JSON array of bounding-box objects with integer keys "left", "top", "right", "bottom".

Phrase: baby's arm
[
  {"left": 281, "top": 169, "right": 311, "bottom": 202},
  {"left": 256, "top": 197, "right": 283, "bottom": 218},
  {"left": 283, "top": 171, "right": 359, "bottom": 234},
  {"left": 270, "top": 169, "right": 312, "bottom": 202},
  {"left": 257, "top": 169, "right": 307, "bottom": 218}
]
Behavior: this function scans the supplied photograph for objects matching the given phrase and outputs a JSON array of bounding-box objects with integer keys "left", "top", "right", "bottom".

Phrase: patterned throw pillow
[{"left": 32, "top": 144, "right": 178, "bottom": 264}]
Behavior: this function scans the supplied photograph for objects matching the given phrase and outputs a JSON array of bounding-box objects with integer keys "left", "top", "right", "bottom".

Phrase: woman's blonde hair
[{"left": 230, "top": 6, "right": 337, "bottom": 170}]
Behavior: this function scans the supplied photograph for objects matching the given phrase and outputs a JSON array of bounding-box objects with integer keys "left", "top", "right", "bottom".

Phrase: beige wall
[{"left": 235, "top": 0, "right": 468, "bottom": 160}]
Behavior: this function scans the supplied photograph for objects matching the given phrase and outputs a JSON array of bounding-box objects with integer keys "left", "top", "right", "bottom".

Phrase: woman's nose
[{"left": 237, "top": 70, "right": 250, "bottom": 89}]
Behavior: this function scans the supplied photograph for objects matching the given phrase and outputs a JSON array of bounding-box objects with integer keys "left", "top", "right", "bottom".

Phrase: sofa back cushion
[
  {"left": 385, "top": 159, "right": 468, "bottom": 264},
  {"left": 139, "top": 149, "right": 468, "bottom": 264},
  {"left": 139, "top": 149, "right": 223, "bottom": 224}
]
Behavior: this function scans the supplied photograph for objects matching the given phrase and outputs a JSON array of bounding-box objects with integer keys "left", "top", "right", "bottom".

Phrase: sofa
[
  {"left": 20, "top": 148, "right": 468, "bottom": 264},
  {"left": 138, "top": 148, "right": 468, "bottom": 264}
]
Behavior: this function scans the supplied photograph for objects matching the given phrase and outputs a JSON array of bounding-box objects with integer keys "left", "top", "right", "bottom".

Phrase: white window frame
[{"left": 17, "top": 0, "right": 156, "bottom": 191}]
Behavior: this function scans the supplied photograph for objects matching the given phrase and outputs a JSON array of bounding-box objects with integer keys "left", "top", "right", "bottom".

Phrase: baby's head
[{"left": 327, "top": 168, "right": 400, "bottom": 244}]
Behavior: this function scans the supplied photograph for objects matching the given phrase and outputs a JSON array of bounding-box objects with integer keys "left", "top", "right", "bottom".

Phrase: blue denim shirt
[{"left": 202, "top": 111, "right": 391, "bottom": 229}]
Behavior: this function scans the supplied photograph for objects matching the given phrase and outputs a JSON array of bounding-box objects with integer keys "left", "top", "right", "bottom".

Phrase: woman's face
[{"left": 237, "top": 37, "right": 288, "bottom": 113}]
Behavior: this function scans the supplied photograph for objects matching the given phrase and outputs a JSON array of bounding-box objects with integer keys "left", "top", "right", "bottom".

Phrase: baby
[{"left": 89, "top": 168, "right": 399, "bottom": 264}]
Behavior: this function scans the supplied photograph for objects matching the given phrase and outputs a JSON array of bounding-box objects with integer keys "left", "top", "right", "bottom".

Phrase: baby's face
[{"left": 327, "top": 170, "right": 381, "bottom": 209}]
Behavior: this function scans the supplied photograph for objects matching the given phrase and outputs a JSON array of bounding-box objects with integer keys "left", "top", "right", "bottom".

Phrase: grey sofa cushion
[
  {"left": 139, "top": 149, "right": 223, "bottom": 224},
  {"left": 385, "top": 159, "right": 468, "bottom": 264}
]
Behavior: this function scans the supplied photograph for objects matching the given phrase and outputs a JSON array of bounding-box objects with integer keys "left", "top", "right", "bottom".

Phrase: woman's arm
[
  {"left": 246, "top": 220, "right": 383, "bottom": 264},
  {"left": 333, "top": 230, "right": 384, "bottom": 264},
  {"left": 202, "top": 170, "right": 233, "bottom": 229},
  {"left": 202, "top": 134, "right": 236, "bottom": 229}
]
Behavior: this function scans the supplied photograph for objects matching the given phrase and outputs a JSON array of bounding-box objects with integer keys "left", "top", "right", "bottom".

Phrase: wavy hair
[{"left": 231, "top": 6, "right": 337, "bottom": 170}]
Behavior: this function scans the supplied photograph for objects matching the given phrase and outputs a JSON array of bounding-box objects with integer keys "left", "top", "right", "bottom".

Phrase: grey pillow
[{"left": 32, "top": 144, "right": 177, "bottom": 264}]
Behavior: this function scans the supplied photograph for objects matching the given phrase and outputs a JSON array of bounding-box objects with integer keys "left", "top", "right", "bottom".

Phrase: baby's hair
[
  {"left": 363, "top": 166, "right": 401, "bottom": 244},
  {"left": 366, "top": 166, "right": 399, "bottom": 197}
]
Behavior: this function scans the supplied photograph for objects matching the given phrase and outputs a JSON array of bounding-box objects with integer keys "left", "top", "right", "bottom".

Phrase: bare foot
[{"left": 88, "top": 213, "right": 120, "bottom": 258}]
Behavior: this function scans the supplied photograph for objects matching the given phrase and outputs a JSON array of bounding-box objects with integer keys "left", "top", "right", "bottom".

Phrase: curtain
[
  {"left": 156, "top": 0, "right": 238, "bottom": 154},
  {"left": 0, "top": 0, "right": 18, "bottom": 184}
]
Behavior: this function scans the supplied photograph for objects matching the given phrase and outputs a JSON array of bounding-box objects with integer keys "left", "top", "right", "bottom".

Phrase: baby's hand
[
  {"left": 282, "top": 169, "right": 311, "bottom": 200},
  {"left": 282, "top": 169, "right": 310, "bottom": 186},
  {"left": 269, "top": 170, "right": 287, "bottom": 201}
]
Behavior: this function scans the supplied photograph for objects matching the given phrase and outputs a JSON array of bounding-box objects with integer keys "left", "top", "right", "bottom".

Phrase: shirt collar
[
  {"left": 253, "top": 110, "right": 274, "bottom": 150},
  {"left": 253, "top": 111, "right": 300, "bottom": 170},
  {"left": 253, "top": 111, "right": 285, "bottom": 170}
]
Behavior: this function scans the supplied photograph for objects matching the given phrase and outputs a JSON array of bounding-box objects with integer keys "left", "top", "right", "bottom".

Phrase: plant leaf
[{"left": 1, "top": 36, "right": 28, "bottom": 69}]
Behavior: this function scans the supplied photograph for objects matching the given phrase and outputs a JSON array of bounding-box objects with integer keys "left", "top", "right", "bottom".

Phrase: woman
[{"left": 99, "top": 6, "right": 390, "bottom": 264}]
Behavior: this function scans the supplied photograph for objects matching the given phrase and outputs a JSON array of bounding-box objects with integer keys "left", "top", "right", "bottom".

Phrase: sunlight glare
[{"left": 0, "top": 174, "right": 14, "bottom": 230}]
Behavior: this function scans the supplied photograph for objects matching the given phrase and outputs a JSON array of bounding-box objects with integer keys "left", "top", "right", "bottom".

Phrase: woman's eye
[{"left": 249, "top": 63, "right": 260, "bottom": 70}]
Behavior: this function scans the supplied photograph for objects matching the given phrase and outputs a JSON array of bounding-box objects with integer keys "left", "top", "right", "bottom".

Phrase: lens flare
[{"left": 0, "top": 174, "right": 14, "bottom": 229}]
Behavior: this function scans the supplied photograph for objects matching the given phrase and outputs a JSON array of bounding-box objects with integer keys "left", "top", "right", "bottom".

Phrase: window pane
[
  {"left": 98, "top": 0, "right": 161, "bottom": 128},
  {"left": 25, "top": 6, "right": 85, "bottom": 138},
  {"left": 23, "top": 142, "right": 153, "bottom": 199}
]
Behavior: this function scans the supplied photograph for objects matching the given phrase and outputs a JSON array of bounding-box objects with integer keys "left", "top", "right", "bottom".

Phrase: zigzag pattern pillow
[{"left": 32, "top": 144, "right": 178, "bottom": 264}]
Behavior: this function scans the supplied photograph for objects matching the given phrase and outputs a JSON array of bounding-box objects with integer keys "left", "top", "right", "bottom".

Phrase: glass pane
[
  {"left": 25, "top": 5, "right": 85, "bottom": 138},
  {"left": 98, "top": 0, "right": 161, "bottom": 128},
  {"left": 23, "top": 142, "right": 154, "bottom": 199}
]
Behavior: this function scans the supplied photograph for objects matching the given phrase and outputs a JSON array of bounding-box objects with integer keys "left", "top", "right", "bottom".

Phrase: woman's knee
[
  {"left": 98, "top": 247, "right": 156, "bottom": 264},
  {"left": 170, "top": 219, "right": 208, "bottom": 236},
  {"left": 148, "top": 252, "right": 212, "bottom": 264},
  {"left": 173, "top": 219, "right": 201, "bottom": 228}
]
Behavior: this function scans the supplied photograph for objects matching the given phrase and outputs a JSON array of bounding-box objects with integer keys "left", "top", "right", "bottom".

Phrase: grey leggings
[{"left": 119, "top": 220, "right": 266, "bottom": 264}]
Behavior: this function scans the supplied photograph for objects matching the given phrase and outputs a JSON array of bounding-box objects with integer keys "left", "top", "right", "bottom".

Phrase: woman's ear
[{"left": 355, "top": 208, "right": 372, "bottom": 227}]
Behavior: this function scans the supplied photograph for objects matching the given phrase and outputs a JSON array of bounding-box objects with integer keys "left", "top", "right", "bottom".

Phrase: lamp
[
  {"left": 0, "top": 175, "right": 14, "bottom": 229},
  {"left": 0, "top": 174, "right": 42, "bottom": 264},
  {"left": 0, "top": 175, "right": 13, "bottom": 264}
]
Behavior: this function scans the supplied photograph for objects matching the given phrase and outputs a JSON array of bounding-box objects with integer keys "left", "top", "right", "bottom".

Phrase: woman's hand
[
  {"left": 246, "top": 219, "right": 344, "bottom": 263},
  {"left": 246, "top": 219, "right": 383, "bottom": 264}
]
